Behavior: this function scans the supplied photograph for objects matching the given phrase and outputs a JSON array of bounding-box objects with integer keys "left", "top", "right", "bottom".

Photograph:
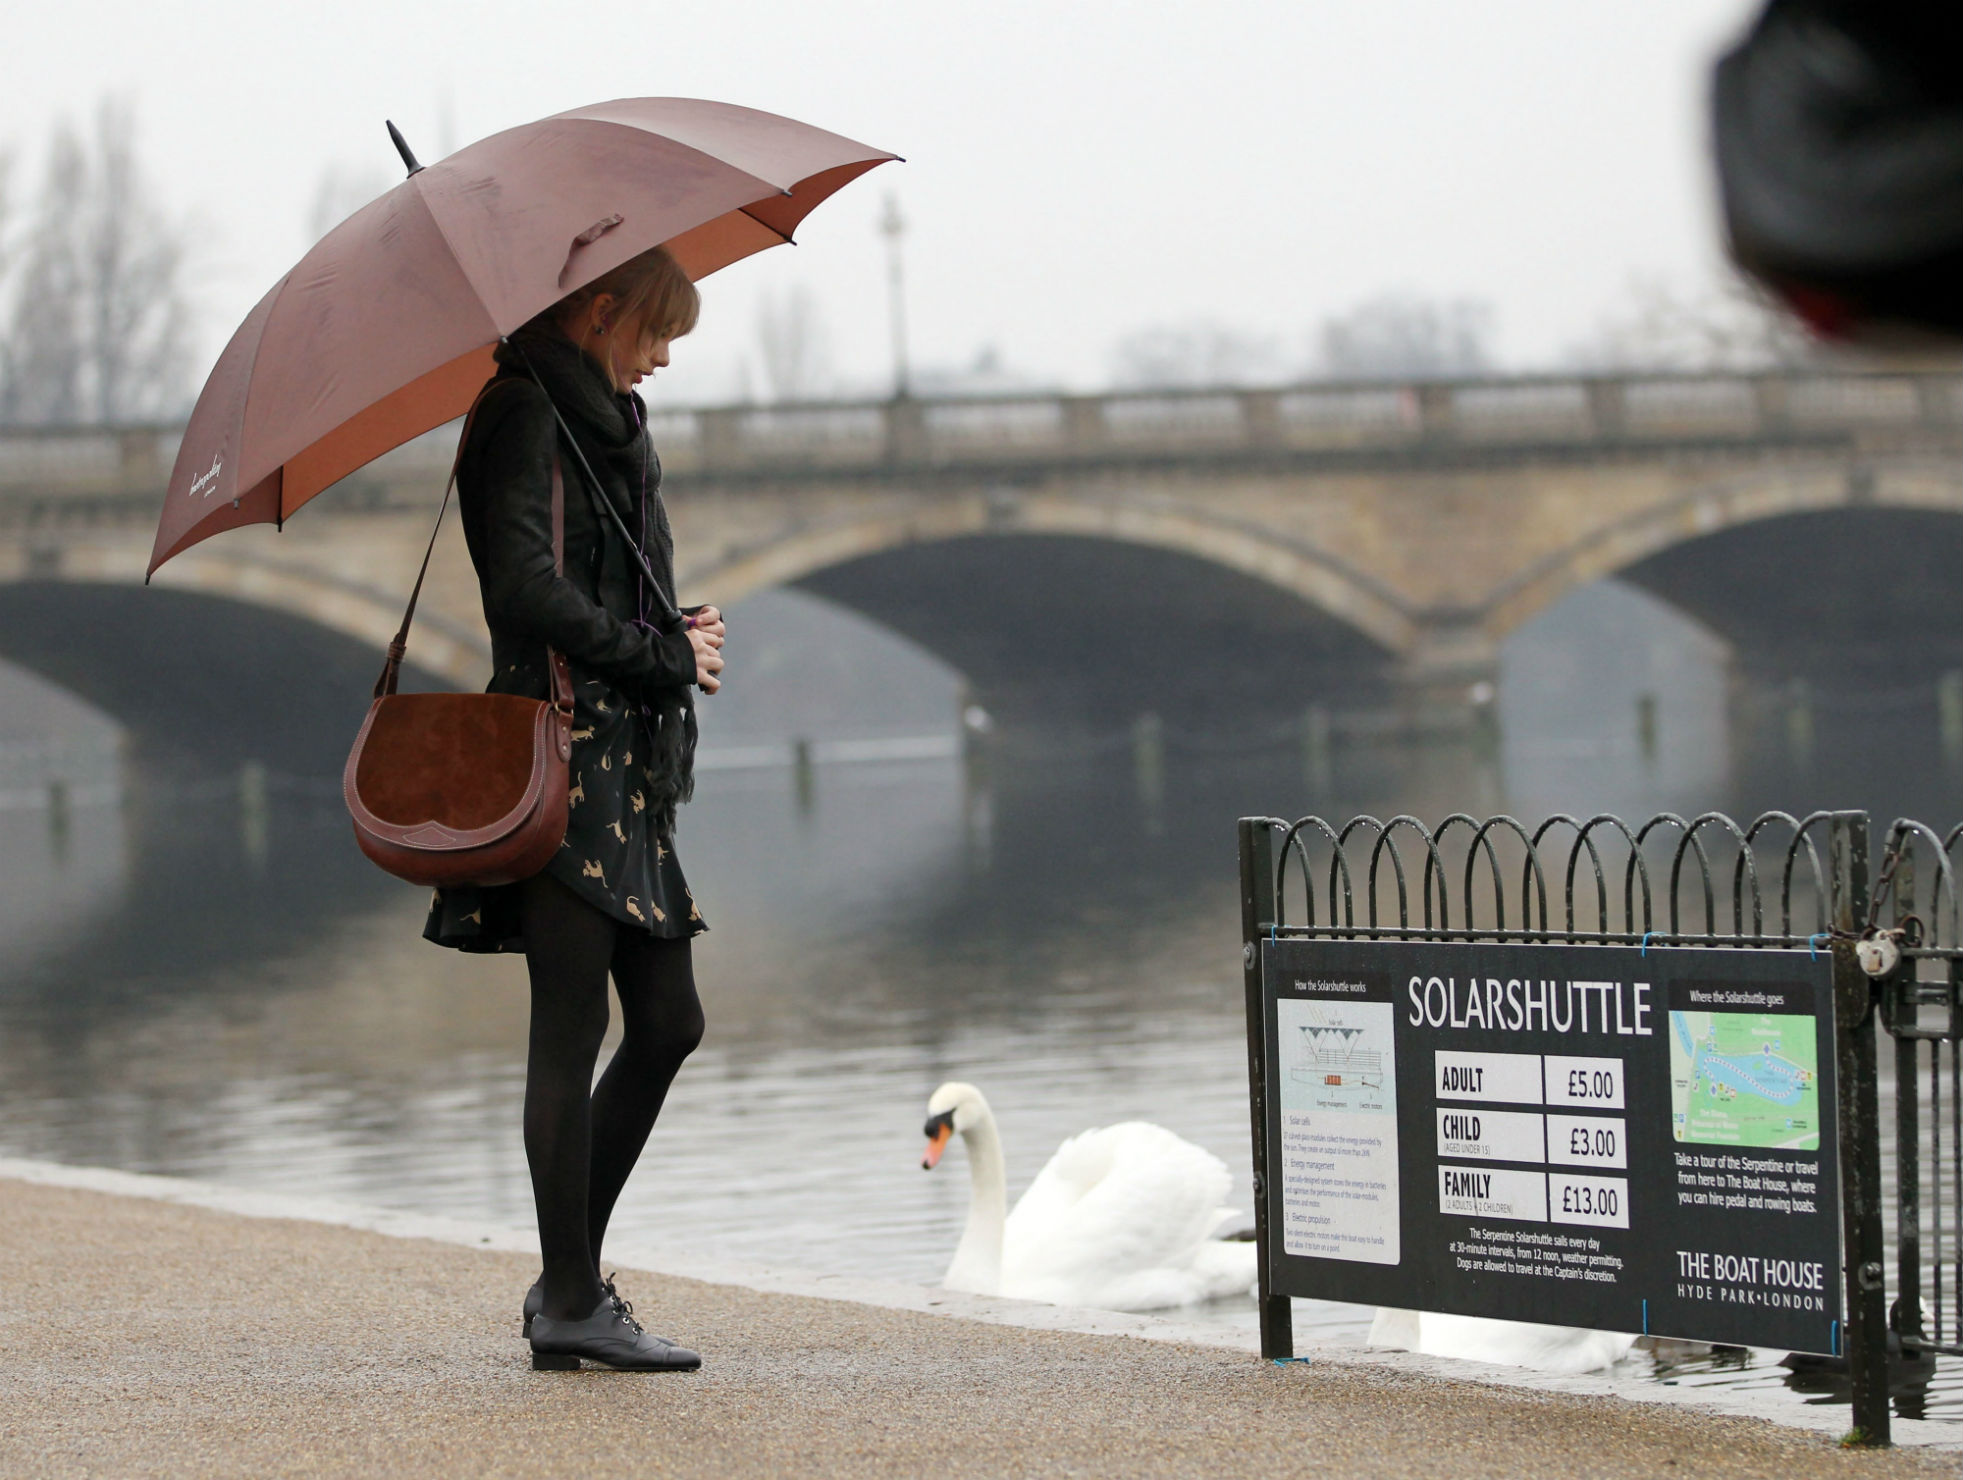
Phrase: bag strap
[
  {"left": 373, "top": 381, "right": 572, "bottom": 716},
  {"left": 545, "top": 455, "right": 572, "bottom": 712}
]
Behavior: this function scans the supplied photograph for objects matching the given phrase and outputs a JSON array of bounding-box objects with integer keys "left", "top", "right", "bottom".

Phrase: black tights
[{"left": 520, "top": 872, "right": 704, "bottom": 1320}]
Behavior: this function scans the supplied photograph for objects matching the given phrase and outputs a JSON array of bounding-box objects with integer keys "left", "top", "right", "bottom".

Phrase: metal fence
[{"left": 1238, "top": 809, "right": 1963, "bottom": 1446}]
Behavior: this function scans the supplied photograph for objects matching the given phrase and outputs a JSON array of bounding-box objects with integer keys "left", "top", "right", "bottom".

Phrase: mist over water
[{"left": 3, "top": 577, "right": 1961, "bottom": 1420}]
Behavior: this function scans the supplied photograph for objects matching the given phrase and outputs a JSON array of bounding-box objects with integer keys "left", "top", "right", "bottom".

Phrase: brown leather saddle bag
[{"left": 344, "top": 400, "right": 574, "bottom": 888}]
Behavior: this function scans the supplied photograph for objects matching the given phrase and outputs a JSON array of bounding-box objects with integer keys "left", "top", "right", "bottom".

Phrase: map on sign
[{"left": 1669, "top": 1010, "right": 1820, "bottom": 1150}]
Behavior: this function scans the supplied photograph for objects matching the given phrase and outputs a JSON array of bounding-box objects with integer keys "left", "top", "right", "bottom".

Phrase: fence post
[
  {"left": 1831, "top": 810, "right": 1890, "bottom": 1446},
  {"left": 1891, "top": 844, "right": 1923, "bottom": 1356},
  {"left": 1239, "top": 816, "right": 1292, "bottom": 1360}
]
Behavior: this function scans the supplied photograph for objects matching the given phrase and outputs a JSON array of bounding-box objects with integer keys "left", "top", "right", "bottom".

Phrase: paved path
[{"left": 0, "top": 1175, "right": 1951, "bottom": 1480}]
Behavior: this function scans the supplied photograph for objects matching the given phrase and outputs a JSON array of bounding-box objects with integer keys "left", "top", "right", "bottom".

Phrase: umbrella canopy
[{"left": 149, "top": 98, "right": 895, "bottom": 575}]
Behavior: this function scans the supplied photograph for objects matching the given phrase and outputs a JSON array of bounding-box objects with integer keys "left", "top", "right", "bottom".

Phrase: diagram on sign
[
  {"left": 1286, "top": 1001, "right": 1390, "bottom": 1108},
  {"left": 1669, "top": 1010, "right": 1819, "bottom": 1150}
]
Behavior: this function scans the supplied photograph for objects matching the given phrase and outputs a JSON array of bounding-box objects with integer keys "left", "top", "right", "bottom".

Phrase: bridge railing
[{"left": 6, "top": 367, "right": 1963, "bottom": 505}]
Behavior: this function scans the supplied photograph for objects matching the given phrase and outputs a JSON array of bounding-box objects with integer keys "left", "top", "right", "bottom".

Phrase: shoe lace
[{"left": 601, "top": 1272, "right": 645, "bottom": 1335}]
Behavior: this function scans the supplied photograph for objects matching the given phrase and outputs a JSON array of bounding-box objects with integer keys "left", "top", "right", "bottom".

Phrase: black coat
[
  {"left": 458, "top": 338, "right": 697, "bottom": 720},
  {"left": 424, "top": 327, "right": 706, "bottom": 952}
]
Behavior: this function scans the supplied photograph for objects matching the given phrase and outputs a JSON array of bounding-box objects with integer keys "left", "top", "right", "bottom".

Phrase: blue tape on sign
[
  {"left": 1642, "top": 1299, "right": 1648, "bottom": 1335},
  {"left": 1831, "top": 1319, "right": 1840, "bottom": 1357},
  {"left": 1271, "top": 924, "right": 1277, "bottom": 943},
  {"left": 1640, "top": 932, "right": 1659, "bottom": 957},
  {"left": 1809, "top": 933, "right": 1830, "bottom": 960}
]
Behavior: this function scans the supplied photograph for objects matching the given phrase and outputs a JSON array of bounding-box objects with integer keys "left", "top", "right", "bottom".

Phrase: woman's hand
[{"left": 687, "top": 606, "right": 725, "bottom": 693}]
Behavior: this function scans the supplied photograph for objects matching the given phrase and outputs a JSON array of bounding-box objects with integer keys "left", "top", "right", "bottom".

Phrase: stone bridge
[{"left": 5, "top": 367, "right": 1963, "bottom": 753}]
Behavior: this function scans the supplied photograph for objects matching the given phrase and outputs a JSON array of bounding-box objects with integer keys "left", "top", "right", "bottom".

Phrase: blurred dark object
[{"left": 1716, "top": 2, "right": 1963, "bottom": 341}]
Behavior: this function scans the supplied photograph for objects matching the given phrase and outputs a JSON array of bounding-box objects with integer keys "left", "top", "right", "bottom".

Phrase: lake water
[{"left": 3, "top": 579, "right": 1962, "bottom": 1425}]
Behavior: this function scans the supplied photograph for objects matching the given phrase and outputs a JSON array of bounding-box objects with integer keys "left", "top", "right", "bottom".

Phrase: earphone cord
[{"left": 628, "top": 397, "right": 660, "bottom": 724}]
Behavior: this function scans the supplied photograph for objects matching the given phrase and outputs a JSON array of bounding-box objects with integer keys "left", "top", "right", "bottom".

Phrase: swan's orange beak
[{"left": 921, "top": 1111, "right": 955, "bottom": 1170}]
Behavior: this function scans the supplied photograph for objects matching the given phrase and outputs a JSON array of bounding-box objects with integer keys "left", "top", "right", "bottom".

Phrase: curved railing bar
[
  {"left": 1276, "top": 815, "right": 1350, "bottom": 932},
  {"left": 1748, "top": 811, "right": 1832, "bottom": 940},
  {"left": 1433, "top": 813, "right": 1503, "bottom": 935},
  {"left": 1336, "top": 815, "right": 1400, "bottom": 936},
  {"left": 1938, "top": 824, "right": 1963, "bottom": 951},
  {"left": 1664, "top": 820, "right": 1727, "bottom": 934},
  {"left": 1366, "top": 817, "right": 1445, "bottom": 933},
  {"left": 1565, "top": 827, "right": 1613, "bottom": 939},
  {"left": 1577, "top": 815, "right": 1645, "bottom": 938},
  {"left": 1527, "top": 815, "right": 1599, "bottom": 942},
  {"left": 1678, "top": 812, "right": 1758, "bottom": 941},
  {"left": 1633, "top": 815, "right": 1702, "bottom": 938},
  {"left": 1884, "top": 818, "right": 1959, "bottom": 949},
  {"left": 1926, "top": 821, "right": 1963, "bottom": 950},
  {"left": 1383, "top": 815, "right": 1452, "bottom": 931},
  {"left": 1470, "top": 815, "right": 1549, "bottom": 936},
  {"left": 1573, "top": 814, "right": 1654, "bottom": 939}
]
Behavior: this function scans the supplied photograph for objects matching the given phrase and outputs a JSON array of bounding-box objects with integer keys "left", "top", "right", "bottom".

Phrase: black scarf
[{"left": 496, "top": 324, "right": 697, "bottom": 830}]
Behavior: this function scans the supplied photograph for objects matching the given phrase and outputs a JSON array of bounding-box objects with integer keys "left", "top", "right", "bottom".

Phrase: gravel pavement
[{"left": 0, "top": 1176, "right": 1954, "bottom": 1480}]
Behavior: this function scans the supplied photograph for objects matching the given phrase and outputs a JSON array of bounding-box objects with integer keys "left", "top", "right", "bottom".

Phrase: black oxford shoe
[{"left": 528, "top": 1290, "right": 701, "bottom": 1372}]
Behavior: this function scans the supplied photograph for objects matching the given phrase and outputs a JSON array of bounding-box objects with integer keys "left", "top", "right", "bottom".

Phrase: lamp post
[{"left": 879, "top": 192, "right": 911, "bottom": 400}]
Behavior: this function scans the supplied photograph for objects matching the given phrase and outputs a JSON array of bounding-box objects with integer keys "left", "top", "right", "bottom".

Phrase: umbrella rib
[
  {"left": 737, "top": 206, "right": 796, "bottom": 246},
  {"left": 396, "top": 175, "right": 504, "bottom": 341},
  {"left": 236, "top": 181, "right": 499, "bottom": 524}
]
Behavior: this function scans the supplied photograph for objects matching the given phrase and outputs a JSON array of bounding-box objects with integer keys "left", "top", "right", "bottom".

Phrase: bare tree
[
  {"left": 0, "top": 127, "right": 84, "bottom": 423},
  {"left": 0, "top": 148, "right": 14, "bottom": 289},
  {"left": 1, "top": 99, "right": 192, "bottom": 425},
  {"left": 755, "top": 284, "right": 833, "bottom": 402},
  {"left": 1109, "top": 322, "right": 1283, "bottom": 389},
  {"left": 1563, "top": 272, "right": 1817, "bottom": 373},
  {"left": 1314, "top": 294, "right": 1495, "bottom": 380}
]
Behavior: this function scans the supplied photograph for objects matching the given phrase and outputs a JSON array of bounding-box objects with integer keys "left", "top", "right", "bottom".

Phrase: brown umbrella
[{"left": 149, "top": 97, "right": 896, "bottom": 574}]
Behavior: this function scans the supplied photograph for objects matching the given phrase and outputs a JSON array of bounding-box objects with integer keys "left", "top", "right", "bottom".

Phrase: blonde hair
[{"left": 553, "top": 244, "right": 700, "bottom": 341}]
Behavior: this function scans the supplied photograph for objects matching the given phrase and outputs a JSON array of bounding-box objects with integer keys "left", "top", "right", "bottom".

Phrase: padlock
[{"left": 1857, "top": 933, "right": 1902, "bottom": 979}]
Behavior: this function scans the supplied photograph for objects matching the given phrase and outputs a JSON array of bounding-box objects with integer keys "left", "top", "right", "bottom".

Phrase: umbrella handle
[{"left": 507, "top": 342, "right": 684, "bottom": 629}]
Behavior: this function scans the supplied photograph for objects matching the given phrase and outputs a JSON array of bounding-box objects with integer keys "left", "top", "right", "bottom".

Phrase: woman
[{"left": 424, "top": 244, "right": 724, "bottom": 1372}]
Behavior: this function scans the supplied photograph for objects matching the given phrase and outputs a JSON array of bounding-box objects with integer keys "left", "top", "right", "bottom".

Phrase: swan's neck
[{"left": 944, "top": 1109, "right": 1008, "bottom": 1294}]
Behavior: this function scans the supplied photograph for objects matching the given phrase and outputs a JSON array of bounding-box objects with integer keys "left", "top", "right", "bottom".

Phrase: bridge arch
[
  {"left": 0, "top": 578, "right": 458, "bottom": 774},
  {"left": 30, "top": 542, "right": 489, "bottom": 690},
  {"left": 677, "top": 492, "right": 1407, "bottom": 726},
  {"left": 1480, "top": 459, "right": 1963, "bottom": 644},
  {"left": 682, "top": 490, "right": 1419, "bottom": 656}
]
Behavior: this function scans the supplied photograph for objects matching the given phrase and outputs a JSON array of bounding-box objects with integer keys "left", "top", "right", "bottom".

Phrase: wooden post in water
[
  {"left": 1132, "top": 712, "right": 1165, "bottom": 821},
  {"left": 239, "top": 759, "right": 269, "bottom": 871},
  {"left": 791, "top": 738, "right": 815, "bottom": 814},
  {"left": 1301, "top": 705, "right": 1332, "bottom": 796},
  {"left": 1938, "top": 671, "right": 1963, "bottom": 770}
]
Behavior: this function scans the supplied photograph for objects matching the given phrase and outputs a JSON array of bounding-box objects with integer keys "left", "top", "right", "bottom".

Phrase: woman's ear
[{"left": 588, "top": 292, "right": 620, "bottom": 336}]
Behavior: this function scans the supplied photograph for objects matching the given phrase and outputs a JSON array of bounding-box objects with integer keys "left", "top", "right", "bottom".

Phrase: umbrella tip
[{"left": 386, "top": 120, "right": 424, "bottom": 177}]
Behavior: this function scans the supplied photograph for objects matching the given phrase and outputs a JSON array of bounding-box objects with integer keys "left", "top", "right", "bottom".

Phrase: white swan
[
  {"left": 1367, "top": 1307, "right": 1635, "bottom": 1374},
  {"left": 919, "top": 1081, "right": 1256, "bottom": 1311}
]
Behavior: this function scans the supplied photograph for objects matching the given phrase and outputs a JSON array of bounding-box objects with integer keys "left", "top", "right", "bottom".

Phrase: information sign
[{"left": 1261, "top": 938, "right": 1843, "bottom": 1353}]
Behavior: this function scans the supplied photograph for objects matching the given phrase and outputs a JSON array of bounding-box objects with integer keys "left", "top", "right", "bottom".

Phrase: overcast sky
[{"left": 3, "top": 0, "right": 1760, "bottom": 401}]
